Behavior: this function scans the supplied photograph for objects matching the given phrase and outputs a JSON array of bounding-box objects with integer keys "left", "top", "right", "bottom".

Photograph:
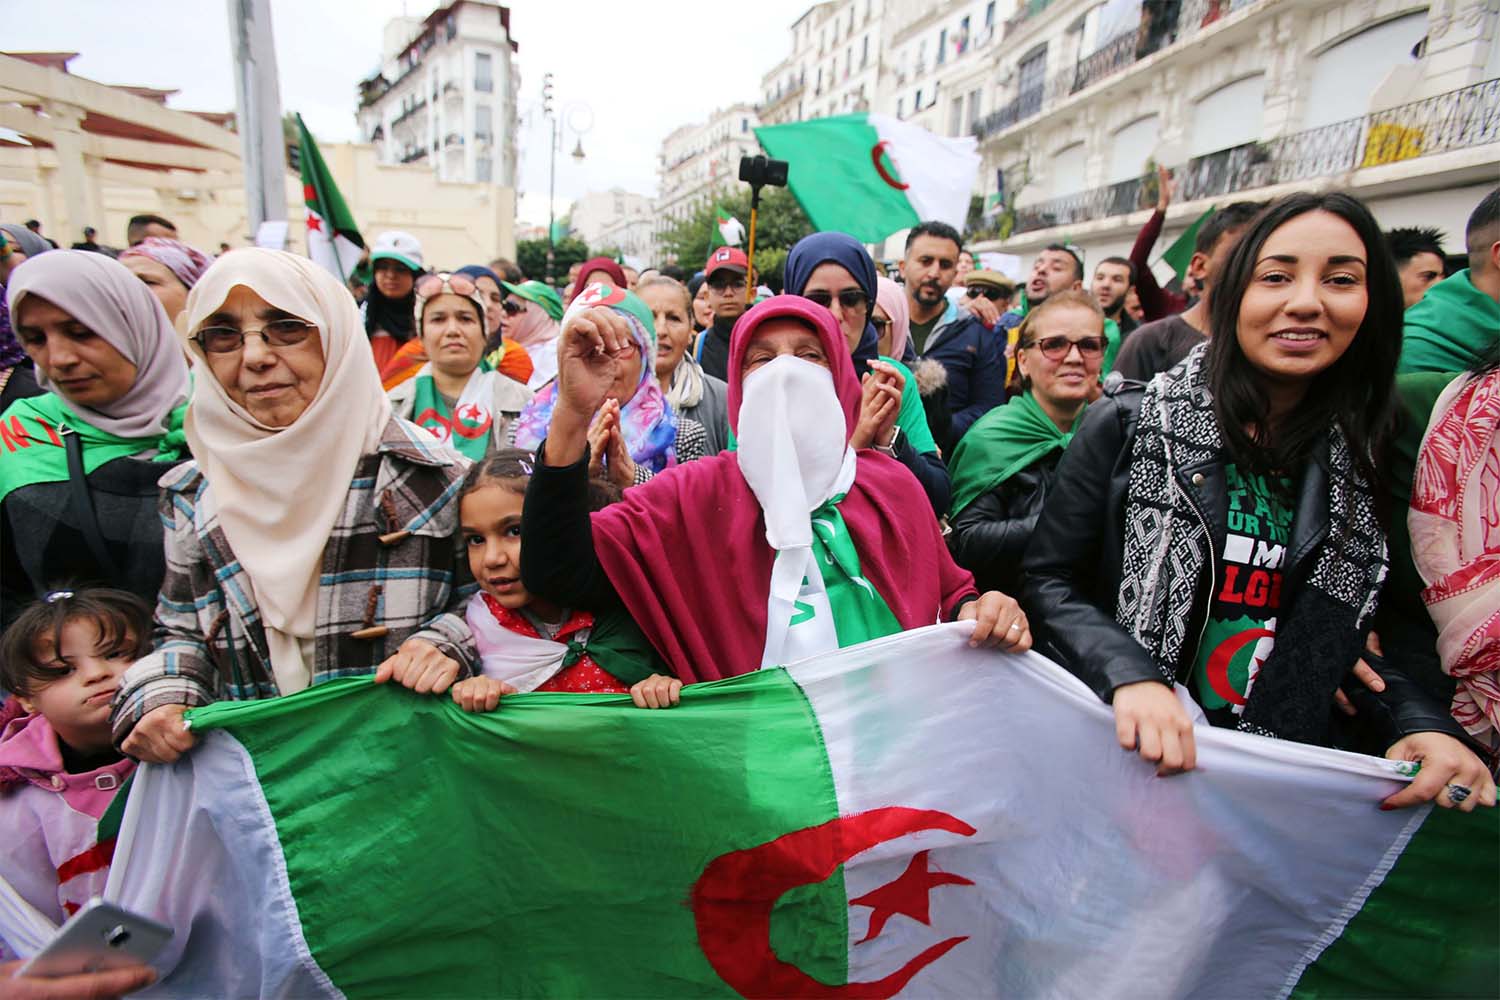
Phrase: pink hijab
[
  {"left": 119, "top": 237, "right": 212, "bottom": 289},
  {"left": 876, "top": 276, "right": 911, "bottom": 361},
  {"left": 589, "top": 295, "right": 976, "bottom": 682}
]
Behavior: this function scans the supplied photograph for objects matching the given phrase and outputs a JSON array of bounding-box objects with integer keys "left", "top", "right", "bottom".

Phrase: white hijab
[
  {"left": 735, "top": 355, "right": 856, "bottom": 667},
  {"left": 182, "top": 249, "right": 392, "bottom": 692}
]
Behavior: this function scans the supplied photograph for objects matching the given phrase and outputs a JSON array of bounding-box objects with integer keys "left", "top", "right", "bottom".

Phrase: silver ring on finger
[
  {"left": 1447, "top": 784, "right": 1472, "bottom": 804},
  {"left": 1008, "top": 622, "right": 1022, "bottom": 632}
]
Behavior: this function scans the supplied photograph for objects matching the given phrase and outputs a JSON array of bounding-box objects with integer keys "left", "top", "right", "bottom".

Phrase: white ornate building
[
  {"left": 355, "top": 0, "right": 520, "bottom": 189},
  {"left": 653, "top": 104, "right": 762, "bottom": 255},
  {"left": 967, "top": 0, "right": 1500, "bottom": 268},
  {"left": 761, "top": 1, "right": 892, "bottom": 124}
]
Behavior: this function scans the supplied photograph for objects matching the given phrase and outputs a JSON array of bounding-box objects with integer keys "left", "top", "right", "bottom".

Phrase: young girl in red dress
[{"left": 449, "top": 449, "right": 681, "bottom": 712}]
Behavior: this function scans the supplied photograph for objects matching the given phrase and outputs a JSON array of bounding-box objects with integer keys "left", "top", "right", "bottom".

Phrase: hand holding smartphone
[{"left": 15, "top": 898, "right": 171, "bottom": 980}]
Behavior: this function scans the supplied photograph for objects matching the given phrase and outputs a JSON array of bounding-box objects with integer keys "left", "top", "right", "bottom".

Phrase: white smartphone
[{"left": 15, "top": 898, "right": 172, "bottom": 979}]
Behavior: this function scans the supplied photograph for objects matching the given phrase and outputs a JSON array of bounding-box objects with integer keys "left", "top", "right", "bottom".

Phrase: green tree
[
  {"left": 516, "top": 236, "right": 589, "bottom": 286},
  {"left": 659, "top": 186, "right": 812, "bottom": 290}
]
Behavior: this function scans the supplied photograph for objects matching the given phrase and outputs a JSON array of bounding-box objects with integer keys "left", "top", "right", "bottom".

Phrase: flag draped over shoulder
[
  {"left": 297, "top": 113, "right": 363, "bottom": 283},
  {"left": 16, "top": 625, "right": 1485, "bottom": 998},
  {"left": 755, "top": 114, "right": 979, "bottom": 243}
]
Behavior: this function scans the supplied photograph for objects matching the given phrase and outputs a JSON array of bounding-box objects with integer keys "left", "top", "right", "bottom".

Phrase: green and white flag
[
  {"left": 755, "top": 115, "right": 980, "bottom": 244},
  {"left": 297, "top": 113, "right": 363, "bottom": 283},
  {"left": 64, "top": 625, "right": 1498, "bottom": 997},
  {"left": 710, "top": 205, "right": 745, "bottom": 248}
]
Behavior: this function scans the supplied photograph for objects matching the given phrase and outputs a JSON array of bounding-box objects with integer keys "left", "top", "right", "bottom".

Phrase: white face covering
[{"left": 736, "top": 355, "right": 856, "bottom": 667}]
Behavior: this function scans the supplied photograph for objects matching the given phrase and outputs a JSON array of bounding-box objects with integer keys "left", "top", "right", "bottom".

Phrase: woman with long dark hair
[{"left": 1024, "top": 192, "right": 1495, "bottom": 811}]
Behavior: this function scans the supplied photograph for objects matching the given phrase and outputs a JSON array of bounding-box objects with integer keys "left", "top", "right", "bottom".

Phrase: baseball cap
[
  {"left": 704, "top": 246, "right": 748, "bottom": 279},
  {"left": 369, "top": 231, "right": 424, "bottom": 272},
  {"left": 502, "top": 279, "right": 564, "bottom": 322}
]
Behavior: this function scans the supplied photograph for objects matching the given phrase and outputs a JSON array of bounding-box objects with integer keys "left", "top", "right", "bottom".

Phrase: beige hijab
[{"left": 182, "top": 249, "right": 391, "bottom": 692}]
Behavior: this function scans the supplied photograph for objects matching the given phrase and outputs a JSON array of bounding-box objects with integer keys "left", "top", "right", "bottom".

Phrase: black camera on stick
[{"left": 738, "top": 155, "right": 789, "bottom": 188}]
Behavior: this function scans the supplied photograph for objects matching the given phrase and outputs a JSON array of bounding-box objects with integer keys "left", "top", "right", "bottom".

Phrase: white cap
[{"left": 369, "top": 230, "right": 423, "bottom": 272}]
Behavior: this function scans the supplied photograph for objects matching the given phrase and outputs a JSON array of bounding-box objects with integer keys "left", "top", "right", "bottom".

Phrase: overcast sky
[{"left": 5, "top": 0, "right": 810, "bottom": 225}]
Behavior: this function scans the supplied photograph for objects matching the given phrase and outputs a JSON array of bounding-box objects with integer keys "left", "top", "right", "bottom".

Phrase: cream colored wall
[{"left": 0, "top": 141, "right": 515, "bottom": 266}]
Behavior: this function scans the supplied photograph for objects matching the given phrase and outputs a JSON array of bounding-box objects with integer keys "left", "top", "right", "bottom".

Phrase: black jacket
[
  {"left": 1022, "top": 382, "right": 1467, "bottom": 750},
  {"left": 948, "top": 450, "right": 1060, "bottom": 596}
]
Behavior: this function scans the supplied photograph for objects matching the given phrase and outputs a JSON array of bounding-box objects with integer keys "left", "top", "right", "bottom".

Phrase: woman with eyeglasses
[
  {"left": 783, "top": 232, "right": 951, "bottom": 517},
  {"left": 0, "top": 252, "right": 191, "bottom": 629},
  {"left": 948, "top": 291, "right": 1105, "bottom": 596},
  {"left": 511, "top": 283, "right": 708, "bottom": 492},
  {"left": 386, "top": 272, "right": 533, "bottom": 460},
  {"left": 110, "top": 249, "right": 478, "bottom": 765},
  {"left": 1024, "top": 193, "right": 1494, "bottom": 810}
]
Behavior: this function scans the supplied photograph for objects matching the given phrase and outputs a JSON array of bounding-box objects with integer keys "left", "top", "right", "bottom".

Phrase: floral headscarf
[{"left": 510, "top": 283, "right": 678, "bottom": 474}]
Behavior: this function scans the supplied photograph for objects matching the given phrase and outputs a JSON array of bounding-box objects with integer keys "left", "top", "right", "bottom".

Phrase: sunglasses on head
[
  {"left": 415, "top": 272, "right": 478, "bottom": 300},
  {"left": 803, "top": 289, "right": 869, "bottom": 311},
  {"left": 966, "top": 286, "right": 1009, "bottom": 301},
  {"left": 1022, "top": 335, "right": 1105, "bottom": 361}
]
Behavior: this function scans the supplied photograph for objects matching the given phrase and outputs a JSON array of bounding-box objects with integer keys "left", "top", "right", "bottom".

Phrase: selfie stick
[{"left": 738, "top": 155, "right": 789, "bottom": 307}]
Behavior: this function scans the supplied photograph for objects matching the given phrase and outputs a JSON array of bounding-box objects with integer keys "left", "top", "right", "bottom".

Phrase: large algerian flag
[
  {"left": 755, "top": 114, "right": 980, "bottom": 243},
  {"left": 6, "top": 626, "right": 1488, "bottom": 996},
  {"left": 296, "top": 113, "right": 363, "bottom": 283},
  {"left": 709, "top": 204, "right": 745, "bottom": 249}
]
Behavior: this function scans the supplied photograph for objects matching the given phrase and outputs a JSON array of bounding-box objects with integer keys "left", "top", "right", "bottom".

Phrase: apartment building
[
  {"left": 968, "top": 0, "right": 1499, "bottom": 267},
  {"left": 761, "top": 1, "right": 891, "bottom": 124},
  {"left": 654, "top": 104, "right": 762, "bottom": 253},
  {"left": 569, "top": 188, "right": 657, "bottom": 263},
  {"left": 355, "top": 0, "right": 520, "bottom": 189}
]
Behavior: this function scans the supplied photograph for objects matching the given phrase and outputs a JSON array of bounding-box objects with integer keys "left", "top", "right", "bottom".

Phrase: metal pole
[
  {"left": 227, "top": 0, "right": 287, "bottom": 237},
  {"left": 546, "top": 118, "right": 558, "bottom": 286}
]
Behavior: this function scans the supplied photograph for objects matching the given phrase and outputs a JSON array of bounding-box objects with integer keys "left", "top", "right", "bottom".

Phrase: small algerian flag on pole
[
  {"left": 1159, "top": 206, "right": 1215, "bottom": 284},
  {"left": 755, "top": 114, "right": 979, "bottom": 243},
  {"left": 296, "top": 113, "right": 363, "bottom": 283},
  {"left": 709, "top": 205, "right": 744, "bottom": 248}
]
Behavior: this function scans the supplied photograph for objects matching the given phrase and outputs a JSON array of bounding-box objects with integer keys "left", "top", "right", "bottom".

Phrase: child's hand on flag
[{"left": 451, "top": 676, "right": 516, "bottom": 713}]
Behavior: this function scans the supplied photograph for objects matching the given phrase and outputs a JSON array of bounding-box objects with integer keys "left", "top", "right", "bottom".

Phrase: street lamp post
[{"left": 541, "top": 77, "right": 591, "bottom": 288}]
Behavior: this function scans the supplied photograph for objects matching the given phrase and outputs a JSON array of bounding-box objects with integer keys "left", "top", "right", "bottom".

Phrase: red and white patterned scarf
[{"left": 1410, "top": 367, "right": 1500, "bottom": 756}]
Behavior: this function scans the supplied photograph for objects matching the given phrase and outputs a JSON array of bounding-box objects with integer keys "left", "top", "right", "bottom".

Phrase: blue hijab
[{"left": 783, "top": 232, "right": 881, "bottom": 376}]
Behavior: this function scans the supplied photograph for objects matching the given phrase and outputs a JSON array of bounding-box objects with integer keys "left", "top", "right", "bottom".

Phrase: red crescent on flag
[
  {"left": 1204, "top": 628, "right": 1275, "bottom": 706},
  {"left": 692, "top": 806, "right": 975, "bottom": 998},
  {"left": 870, "top": 142, "right": 909, "bottom": 191}
]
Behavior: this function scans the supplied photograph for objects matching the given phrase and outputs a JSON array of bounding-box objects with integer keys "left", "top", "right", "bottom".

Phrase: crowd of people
[{"left": 0, "top": 180, "right": 1497, "bottom": 991}]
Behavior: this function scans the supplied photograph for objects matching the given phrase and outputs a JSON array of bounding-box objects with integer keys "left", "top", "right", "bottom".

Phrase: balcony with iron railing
[
  {"left": 391, "top": 98, "right": 429, "bottom": 130},
  {"left": 1003, "top": 78, "right": 1500, "bottom": 237},
  {"left": 976, "top": 0, "right": 1261, "bottom": 141}
]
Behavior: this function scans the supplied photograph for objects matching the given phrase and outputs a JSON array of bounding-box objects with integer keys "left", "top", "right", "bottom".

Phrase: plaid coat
[{"left": 112, "top": 418, "right": 477, "bottom": 745}]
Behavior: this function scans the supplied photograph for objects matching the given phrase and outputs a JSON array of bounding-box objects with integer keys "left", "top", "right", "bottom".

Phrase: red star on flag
[
  {"left": 850, "top": 849, "right": 974, "bottom": 944},
  {"left": 306, "top": 213, "right": 323, "bottom": 233}
]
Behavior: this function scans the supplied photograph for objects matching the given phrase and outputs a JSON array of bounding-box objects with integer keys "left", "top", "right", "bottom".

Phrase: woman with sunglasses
[
  {"left": 948, "top": 291, "right": 1105, "bottom": 596},
  {"left": 783, "top": 232, "right": 951, "bottom": 517},
  {"left": 387, "top": 272, "right": 533, "bottom": 460},
  {"left": 1024, "top": 193, "right": 1494, "bottom": 810},
  {"left": 110, "top": 249, "right": 478, "bottom": 765},
  {"left": 497, "top": 279, "right": 565, "bottom": 390},
  {"left": 1, "top": 252, "right": 191, "bottom": 628}
]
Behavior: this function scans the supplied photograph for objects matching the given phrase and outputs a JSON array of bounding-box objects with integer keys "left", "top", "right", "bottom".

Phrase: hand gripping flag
[
  {"left": 297, "top": 113, "right": 363, "bottom": 283},
  {"left": 7, "top": 626, "right": 1487, "bottom": 997},
  {"left": 755, "top": 114, "right": 980, "bottom": 244}
]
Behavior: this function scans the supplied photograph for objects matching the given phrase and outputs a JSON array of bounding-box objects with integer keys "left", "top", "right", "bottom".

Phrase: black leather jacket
[
  {"left": 1022, "top": 382, "right": 1468, "bottom": 751},
  {"left": 948, "top": 450, "right": 1060, "bottom": 596}
]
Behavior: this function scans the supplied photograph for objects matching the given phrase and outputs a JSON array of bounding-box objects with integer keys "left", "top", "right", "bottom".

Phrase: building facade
[
  {"left": 967, "top": 0, "right": 1500, "bottom": 270},
  {"left": 654, "top": 104, "right": 762, "bottom": 253},
  {"left": 569, "top": 187, "right": 656, "bottom": 263},
  {"left": 355, "top": 0, "right": 519, "bottom": 190},
  {"left": 761, "top": 1, "right": 891, "bottom": 124},
  {"left": 0, "top": 51, "right": 516, "bottom": 264}
]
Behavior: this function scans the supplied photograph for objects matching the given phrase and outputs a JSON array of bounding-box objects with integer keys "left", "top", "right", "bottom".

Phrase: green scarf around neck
[
  {"left": 947, "top": 391, "right": 1080, "bottom": 517},
  {"left": 0, "top": 392, "right": 188, "bottom": 504}
]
